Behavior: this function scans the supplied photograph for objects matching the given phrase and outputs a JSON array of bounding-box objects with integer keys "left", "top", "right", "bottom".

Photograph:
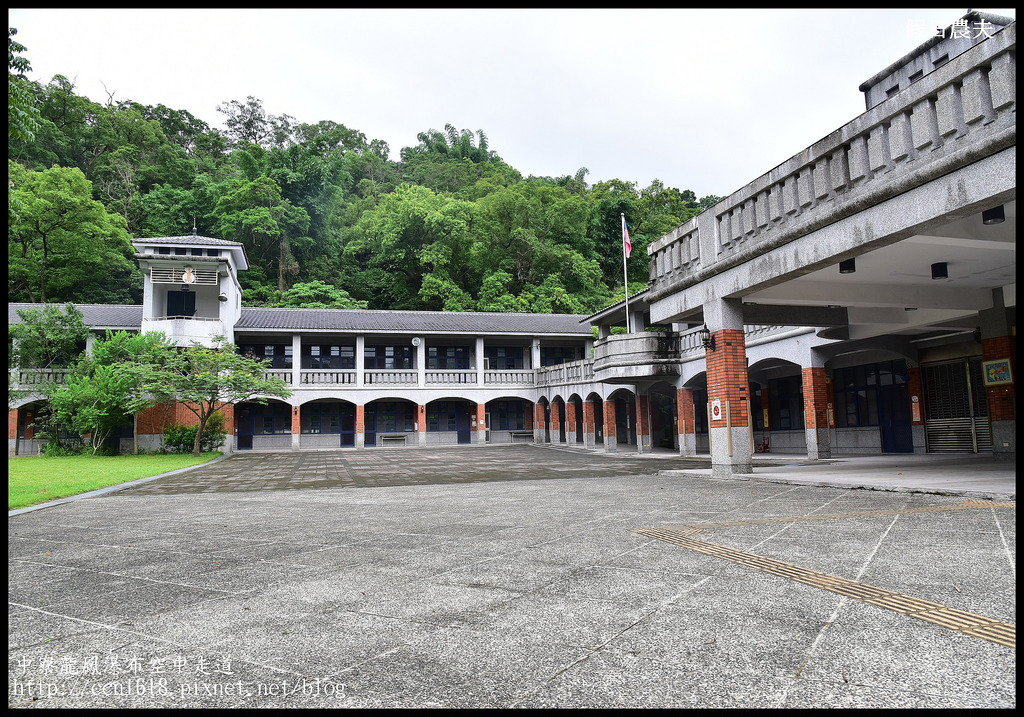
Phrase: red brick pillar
[
  {"left": 582, "top": 399, "right": 596, "bottom": 448},
  {"left": 418, "top": 404, "right": 428, "bottom": 445},
  {"left": 473, "top": 403, "right": 486, "bottom": 444},
  {"left": 801, "top": 366, "right": 831, "bottom": 459},
  {"left": 636, "top": 394, "right": 650, "bottom": 452},
  {"left": 291, "top": 403, "right": 301, "bottom": 450},
  {"left": 565, "top": 400, "right": 577, "bottom": 444},
  {"left": 534, "top": 403, "right": 546, "bottom": 443},
  {"left": 983, "top": 334, "right": 1015, "bottom": 459},
  {"left": 8, "top": 409, "right": 18, "bottom": 440},
  {"left": 550, "top": 401, "right": 561, "bottom": 443},
  {"left": 705, "top": 326, "right": 752, "bottom": 475},
  {"left": 603, "top": 400, "right": 617, "bottom": 453},
  {"left": 676, "top": 388, "right": 696, "bottom": 456},
  {"left": 906, "top": 367, "right": 924, "bottom": 453},
  {"left": 524, "top": 402, "right": 534, "bottom": 431},
  {"left": 355, "top": 404, "right": 366, "bottom": 448}
]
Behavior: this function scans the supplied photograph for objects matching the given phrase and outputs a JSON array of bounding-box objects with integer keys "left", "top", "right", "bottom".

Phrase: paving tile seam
[{"left": 633, "top": 525, "right": 1016, "bottom": 649}]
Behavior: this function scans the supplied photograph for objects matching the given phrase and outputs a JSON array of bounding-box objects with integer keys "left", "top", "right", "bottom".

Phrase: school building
[{"left": 9, "top": 11, "right": 1016, "bottom": 478}]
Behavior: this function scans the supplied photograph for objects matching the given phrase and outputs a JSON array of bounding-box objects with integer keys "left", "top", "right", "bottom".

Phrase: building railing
[
  {"left": 364, "top": 369, "right": 418, "bottom": 385},
  {"left": 535, "top": 359, "right": 594, "bottom": 388},
  {"left": 484, "top": 369, "right": 535, "bottom": 386},
  {"left": 425, "top": 369, "right": 477, "bottom": 385},
  {"left": 647, "top": 26, "right": 1016, "bottom": 300},
  {"left": 301, "top": 370, "right": 356, "bottom": 385},
  {"left": 15, "top": 368, "right": 70, "bottom": 387}
]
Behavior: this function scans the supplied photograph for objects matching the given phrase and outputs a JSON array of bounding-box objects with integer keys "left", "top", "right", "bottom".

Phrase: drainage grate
[{"left": 635, "top": 501, "right": 1016, "bottom": 649}]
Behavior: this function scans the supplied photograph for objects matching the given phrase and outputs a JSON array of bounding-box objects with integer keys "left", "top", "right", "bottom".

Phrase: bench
[
  {"left": 510, "top": 431, "right": 534, "bottom": 443},
  {"left": 380, "top": 434, "right": 408, "bottom": 446}
]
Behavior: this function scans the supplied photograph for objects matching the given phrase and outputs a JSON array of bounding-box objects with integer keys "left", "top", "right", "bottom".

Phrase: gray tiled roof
[
  {"left": 8, "top": 303, "right": 143, "bottom": 329},
  {"left": 132, "top": 235, "right": 244, "bottom": 247},
  {"left": 8, "top": 303, "right": 593, "bottom": 337},
  {"left": 236, "top": 307, "right": 593, "bottom": 336}
]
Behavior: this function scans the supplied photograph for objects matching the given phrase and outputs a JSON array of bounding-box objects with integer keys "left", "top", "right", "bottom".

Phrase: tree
[
  {"left": 8, "top": 27, "right": 41, "bottom": 144},
  {"left": 146, "top": 339, "right": 291, "bottom": 456},
  {"left": 9, "top": 303, "right": 91, "bottom": 403},
  {"left": 279, "top": 280, "right": 368, "bottom": 309},
  {"left": 8, "top": 163, "right": 139, "bottom": 304}
]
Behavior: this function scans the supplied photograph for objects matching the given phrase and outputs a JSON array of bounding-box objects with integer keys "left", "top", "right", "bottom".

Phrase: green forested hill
[{"left": 8, "top": 29, "right": 721, "bottom": 314}]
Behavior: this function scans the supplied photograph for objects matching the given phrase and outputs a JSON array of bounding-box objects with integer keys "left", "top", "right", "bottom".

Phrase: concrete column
[
  {"left": 550, "top": 401, "right": 561, "bottom": 443},
  {"left": 291, "top": 334, "right": 302, "bottom": 387},
  {"left": 290, "top": 403, "right": 301, "bottom": 450},
  {"left": 355, "top": 335, "right": 365, "bottom": 387},
  {"left": 85, "top": 334, "right": 96, "bottom": 357},
  {"left": 636, "top": 392, "right": 651, "bottom": 453},
  {"left": 417, "top": 404, "right": 427, "bottom": 446},
  {"left": 476, "top": 337, "right": 485, "bottom": 385},
  {"left": 980, "top": 289, "right": 1015, "bottom": 461},
  {"left": 531, "top": 338, "right": 541, "bottom": 370},
  {"left": 603, "top": 400, "right": 617, "bottom": 453},
  {"left": 582, "top": 399, "right": 596, "bottom": 449},
  {"left": 676, "top": 388, "right": 697, "bottom": 456},
  {"left": 704, "top": 298, "right": 752, "bottom": 476},
  {"left": 598, "top": 325, "right": 611, "bottom": 340},
  {"left": 416, "top": 339, "right": 425, "bottom": 387},
  {"left": 9, "top": 408, "right": 19, "bottom": 457},
  {"left": 355, "top": 404, "right": 365, "bottom": 448},
  {"left": 473, "top": 403, "right": 486, "bottom": 444},
  {"left": 906, "top": 367, "right": 927, "bottom": 454},
  {"left": 801, "top": 366, "right": 831, "bottom": 459}
]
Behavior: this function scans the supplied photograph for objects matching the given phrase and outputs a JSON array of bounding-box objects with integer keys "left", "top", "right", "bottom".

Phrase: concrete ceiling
[{"left": 743, "top": 200, "right": 1016, "bottom": 341}]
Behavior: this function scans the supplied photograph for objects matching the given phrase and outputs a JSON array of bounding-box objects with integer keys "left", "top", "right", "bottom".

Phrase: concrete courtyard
[{"left": 8, "top": 445, "right": 1016, "bottom": 708}]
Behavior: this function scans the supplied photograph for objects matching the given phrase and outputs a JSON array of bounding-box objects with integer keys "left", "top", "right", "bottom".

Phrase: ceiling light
[
  {"left": 839, "top": 258, "right": 856, "bottom": 274},
  {"left": 931, "top": 262, "right": 948, "bottom": 280}
]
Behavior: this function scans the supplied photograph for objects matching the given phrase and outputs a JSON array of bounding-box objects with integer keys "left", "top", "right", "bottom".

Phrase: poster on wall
[{"left": 982, "top": 358, "right": 1013, "bottom": 386}]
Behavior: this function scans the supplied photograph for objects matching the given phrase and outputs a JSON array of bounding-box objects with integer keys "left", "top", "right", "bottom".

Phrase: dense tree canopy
[{"left": 8, "top": 29, "right": 724, "bottom": 315}]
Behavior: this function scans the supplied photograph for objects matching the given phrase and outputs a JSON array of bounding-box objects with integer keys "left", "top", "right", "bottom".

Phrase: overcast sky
[{"left": 8, "top": 8, "right": 1017, "bottom": 199}]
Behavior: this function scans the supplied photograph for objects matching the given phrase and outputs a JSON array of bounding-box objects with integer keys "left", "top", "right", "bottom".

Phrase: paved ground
[{"left": 8, "top": 445, "right": 1016, "bottom": 708}]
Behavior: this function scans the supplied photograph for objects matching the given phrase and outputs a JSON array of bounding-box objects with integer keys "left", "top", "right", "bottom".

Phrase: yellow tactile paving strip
[{"left": 635, "top": 501, "right": 1016, "bottom": 648}]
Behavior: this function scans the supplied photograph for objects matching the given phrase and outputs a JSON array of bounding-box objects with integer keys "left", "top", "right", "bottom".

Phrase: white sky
[{"left": 8, "top": 8, "right": 1017, "bottom": 199}]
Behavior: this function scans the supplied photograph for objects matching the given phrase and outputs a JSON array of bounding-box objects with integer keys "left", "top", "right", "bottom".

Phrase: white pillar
[{"left": 476, "top": 336, "right": 485, "bottom": 385}]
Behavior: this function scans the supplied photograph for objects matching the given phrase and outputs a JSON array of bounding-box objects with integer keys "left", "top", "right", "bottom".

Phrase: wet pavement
[{"left": 8, "top": 445, "right": 1016, "bottom": 708}]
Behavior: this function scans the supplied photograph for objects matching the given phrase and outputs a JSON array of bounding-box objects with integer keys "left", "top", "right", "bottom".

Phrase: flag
[{"left": 622, "top": 216, "right": 632, "bottom": 258}]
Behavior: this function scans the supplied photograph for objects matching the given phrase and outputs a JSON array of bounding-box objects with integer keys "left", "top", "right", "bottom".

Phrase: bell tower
[{"left": 132, "top": 232, "right": 248, "bottom": 346}]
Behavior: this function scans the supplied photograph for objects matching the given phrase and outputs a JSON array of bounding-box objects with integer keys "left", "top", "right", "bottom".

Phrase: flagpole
[{"left": 621, "top": 212, "right": 631, "bottom": 334}]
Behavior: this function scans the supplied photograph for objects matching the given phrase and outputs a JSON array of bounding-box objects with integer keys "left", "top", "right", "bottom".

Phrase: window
[
  {"left": 303, "top": 344, "right": 354, "bottom": 369},
  {"left": 486, "top": 346, "right": 525, "bottom": 369},
  {"left": 239, "top": 344, "right": 291, "bottom": 369},
  {"left": 832, "top": 359, "right": 909, "bottom": 427},
  {"left": 541, "top": 346, "right": 582, "bottom": 367},
  {"left": 768, "top": 376, "right": 805, "bottom": 431},
  {"left": 365, "top": 345, "right": 413, "bottom": 369},
  {"left": 301, "top": 402, "right": 354, "bottom": 435},
  {"left": 166, "top": 290, "right": 196, "bottom": 317},
  {"left": 427, "top": 346, "right": 471, "bottom": 369},
  {"left": 489, "top": 400, "right": 525, "bottom": 430}
]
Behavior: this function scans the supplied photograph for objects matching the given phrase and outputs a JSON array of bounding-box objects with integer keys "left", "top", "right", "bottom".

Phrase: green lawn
[{"left": 8, "top": 452, "right": 220, "bottom": 510}]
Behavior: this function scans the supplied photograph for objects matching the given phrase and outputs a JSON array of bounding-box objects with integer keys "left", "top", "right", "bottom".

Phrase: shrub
[{"left": 162, "top": 412, "right": 227, "bottom": 453}]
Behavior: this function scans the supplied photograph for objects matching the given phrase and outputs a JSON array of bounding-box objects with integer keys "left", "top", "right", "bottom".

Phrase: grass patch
[{"left": 8, "top": 452, "right": 220, "bottom": 510}]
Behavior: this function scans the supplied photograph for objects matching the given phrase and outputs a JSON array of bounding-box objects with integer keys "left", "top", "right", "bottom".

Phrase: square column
[
  {"left": 550, "top": 401, "right": 561, "bottom": 443},
  {"left": 980, "top": 291, "right": 1015, "bottom": 460},
  {"left": 704, "top": 298, "right": 752, "bottom": 476},
  {"left": 636, "top": 393, "right": 651, "bottom": 453},
  {"left": 801, "top": 367, "right": 831, "bottom": 459},
  {"left": 476, "top": 337, "right": 485, "bottom": 386},
  {"left": 473, "top": 403, "right": 486, "bottom": 444},
  {"left": 417, "top": 404, "right": 427, "bottom": 446},
  {"left": 603, "top": 400, "right": 617, "bottom": 453},
  {"left": 533, "top": 403, "right": 546, "bottom": 443},
  {"left": 565, "top": 400, "right": 577, "bottom": 445},
  {"left": 291, "top": 334, "right": 302, "bottom": 388},
  {"left": 676, "top": 388, "right": 697, "bottom": 456},
  {"left": 582, "top": 400, "right": 596, "bottom": 449},
  {"left": 354, "top": 404, "right": 365, "bottom": 448},
  {"left": 291, "top": 404, "right": 301, "bottom": 450},
  {"left": 355, "top": 335, "right": 365, "bottom": 387}
]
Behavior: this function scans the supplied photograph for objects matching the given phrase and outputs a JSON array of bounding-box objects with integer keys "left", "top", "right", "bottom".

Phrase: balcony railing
[{"left": 648, "top": 26, "right": 1016, "bottom": 300}]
